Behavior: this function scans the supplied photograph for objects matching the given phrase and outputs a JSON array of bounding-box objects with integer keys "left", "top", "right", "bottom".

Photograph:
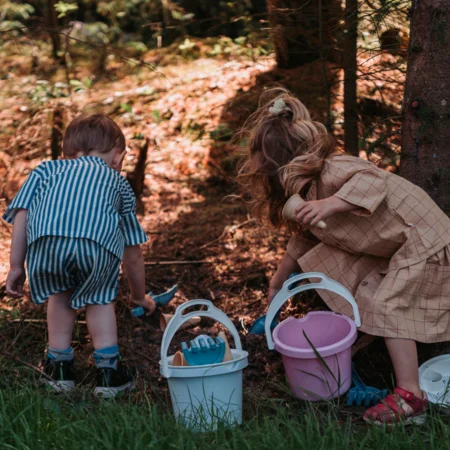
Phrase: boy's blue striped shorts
[{"left": 27, "top": 237, "right": 121, "bottom": 309}]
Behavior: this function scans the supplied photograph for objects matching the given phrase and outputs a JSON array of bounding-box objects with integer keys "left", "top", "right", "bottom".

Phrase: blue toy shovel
[
  {"left": 181, "top": 334, "right": 226, "bottom": 366},
  {"left": 346, "top": 366, "right": 388, "bottom": 407},
  {"left": 249, "top": 273, "right": 301, "bottom": 335},
  {"left": 131, "top": 284, "right": 178, "bottom": 317},
  {"left": 248, "top": 312, "right": 280, "bottom": 335}
]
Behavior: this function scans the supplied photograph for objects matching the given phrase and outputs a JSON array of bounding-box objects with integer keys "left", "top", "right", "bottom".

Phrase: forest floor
[{"left": 1, "top": 38, "right": 450, "bottom": 447}]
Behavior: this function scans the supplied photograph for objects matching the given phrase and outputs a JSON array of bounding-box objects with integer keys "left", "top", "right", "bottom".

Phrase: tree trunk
[
  {"left": 400, "top": 0, "right": 450, "bottom": 211},
  {"left": 343, "top": 0, "right": 358, "bottom": 155},
  {"left": 46, "top": 0, "right": 61, "bottom": 59},
  {"left": 51, "top": 107, "right": 63, "bottom": 160},
  {"left": 127, "top": 139, "right": 150, "bottom": 198},
  {"left": 161, "top": 0, "right": 172, "bottom": 28},
  {"left": 266, "top": 0, "right": 342, "bottom": 68}
]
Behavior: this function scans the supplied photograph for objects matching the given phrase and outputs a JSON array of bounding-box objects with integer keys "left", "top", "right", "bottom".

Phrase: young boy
[{"left": 3, "top": 114, "right": 156, "bottom": 398}]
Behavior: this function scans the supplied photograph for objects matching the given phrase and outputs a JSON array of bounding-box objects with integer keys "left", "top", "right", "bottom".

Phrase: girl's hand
[
  {"left": 295, "top": 198, "right": 335, "bottom": 227},
  {"left": 132, "top": 294, "right": 157, "bottom": 316},
  {"left": 268, "top": 286, "right": 281, "bottom": 304},
  {"left": 296, "top": 196, "right": 355, "bottom": 227},
  {"left": 268, "top": 252, "right": 301, "bottom": 303},
  {"left": 6, "top": 267, "right": 26, "bottom": 298}
]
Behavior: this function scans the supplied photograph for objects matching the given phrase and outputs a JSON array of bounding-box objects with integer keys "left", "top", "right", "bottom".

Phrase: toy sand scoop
[
  {"left": 282, "top": 194, "right": 327, "bottom": 229},
  {"left": 265, "top": 273, "right": 361, "bottom": 401},
  {"left": 160, "top": 299, "right": 248, "bottom": 431}
]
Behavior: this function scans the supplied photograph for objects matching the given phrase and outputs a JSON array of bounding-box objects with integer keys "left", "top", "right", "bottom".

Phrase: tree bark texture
[
  {"left": 127, "top": 139, "right": 150, "bottom": 198},
  {"left": 266, "top": 0, "right": 342, "bottom": 68},
  {"left": 400, "top": 0, "right": 450, "bottom": 211},
  {"left": 46, "top": 0, "right": 61, "bottom": 59},
  {"left": 343, "top": 0, "right": 358, "bottom": 155},
  {"left": 50, "top": 107, "right": 63, "bottom": 161}
]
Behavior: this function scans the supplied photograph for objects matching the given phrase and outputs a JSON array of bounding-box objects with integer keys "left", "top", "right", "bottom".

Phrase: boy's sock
[
  {"left": 48, "top": 346, "right": 74, "bottom": 361},
  {"left": 94, "top": 345, "right": 120, "bottom": 370}
]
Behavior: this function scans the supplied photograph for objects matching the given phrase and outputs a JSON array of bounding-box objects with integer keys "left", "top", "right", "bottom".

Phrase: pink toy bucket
[{"left": 265, "top": 273, "right": 361, "bottom": 402}]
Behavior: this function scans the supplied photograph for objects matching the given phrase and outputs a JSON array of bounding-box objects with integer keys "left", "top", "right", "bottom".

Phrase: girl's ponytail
[{"left": 237, "top": 88, "right": 335, "bottom": 226}]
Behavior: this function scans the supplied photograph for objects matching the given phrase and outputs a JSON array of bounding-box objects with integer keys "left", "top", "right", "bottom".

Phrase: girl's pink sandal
[{"left": 363, "top": 387, "right": 428, "bottom": 427}]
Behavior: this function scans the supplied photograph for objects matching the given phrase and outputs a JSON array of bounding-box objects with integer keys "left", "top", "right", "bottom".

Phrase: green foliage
[
  {"left": 54, "top": 1, "right": 79, "bottom": 19},
  {"left": 178, "top": 38, "right": 197, "bottom": 58},
  {"left": 171, "top": 10, "right": 194, "bottom": 21},
  {"left": 123, "top": 41, "right": 148, "bottom": 55},
  {"left": 210, "top": 123, "right": 233, "bottom": 142},
  {"left": 0, "top": 1, "right": 34, "bottom": 21},
  {"left": 27, "top": 80, "right": 69, "bottom": 105},
  {"left": 1, "top": 383, "right": 450, "bottom": 450},
  {"left": 207, "top": 35, "right": 269, "bottom": 59},
  {"left": 69, "top": 77, "right": 93, "bottom": 93},
  {"left": 359, "top": 0, "right": 409, "bottom": 51},
  {"left": 152, "top": 109, "right": 161, "bottom": 123},
  {"left": 69, "top": 21, "right": 117, "bottom": 46},
  {"left": 120, "top": 102, "right": 133, "bottom": 113},
  {"left": 0, "top": 1, "right": 34, "bottom": 33},
  {"left": 96, "top": 0, "right": 162, "bottom": 40}
]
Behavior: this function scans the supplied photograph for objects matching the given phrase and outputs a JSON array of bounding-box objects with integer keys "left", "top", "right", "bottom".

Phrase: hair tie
[{"left": 269, "top": 98, "right": 288, "bottom": 115}]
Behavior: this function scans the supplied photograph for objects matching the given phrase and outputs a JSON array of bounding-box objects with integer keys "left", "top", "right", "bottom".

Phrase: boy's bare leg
[
  {"left": 86, "top": 303, "right": 118, "bottom": 350},
  {"left": 45, "top": 290, "right": 76, "bottom": 392},
  {"left": 47, "top": 290, "right": 76, "bottom": 350},
  {"left": 86, "top": 303, "right": 135, "bottom": 398}
]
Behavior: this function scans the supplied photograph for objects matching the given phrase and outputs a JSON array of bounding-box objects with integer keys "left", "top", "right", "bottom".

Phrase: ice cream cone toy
[
  {"left": 218, "top": 331, "right": 233, "bottom": 362},
  {"left": 282, "top": 194, "right": 327, "bottom": 229},
  {"left": 160, "top": 313, "right": 201, "bottom": 332},
  {"left": 171, "top": 351, "right": 188, "bottom": 367},
  {"left": 131, "top": 284, "right": 178, "bottom": 317}
]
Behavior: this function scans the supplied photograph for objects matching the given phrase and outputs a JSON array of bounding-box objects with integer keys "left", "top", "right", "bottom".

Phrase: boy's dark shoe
[
  {"left": 43, "top": 358, "right": 75, "bottom": 393},
  {"left": 94, "top": 363, "right": 136, "bottom": 399}
]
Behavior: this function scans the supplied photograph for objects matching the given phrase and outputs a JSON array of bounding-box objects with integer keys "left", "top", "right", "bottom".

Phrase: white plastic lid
[{"left": 419, "top": 355, "right": 450, "bottom": 409}]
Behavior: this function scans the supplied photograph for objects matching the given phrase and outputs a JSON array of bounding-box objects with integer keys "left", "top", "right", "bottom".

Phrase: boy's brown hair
[{"left": 63, "top": 114, "right": 126, "bottom": 157}]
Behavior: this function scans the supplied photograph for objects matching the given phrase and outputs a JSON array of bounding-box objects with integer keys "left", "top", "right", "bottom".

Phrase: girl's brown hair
[
  {"left": 63, "top": 114, "right": 126, "bottom": 158},
  {"left": 236, "top": 88, "right": 335, "bottom": 227}
]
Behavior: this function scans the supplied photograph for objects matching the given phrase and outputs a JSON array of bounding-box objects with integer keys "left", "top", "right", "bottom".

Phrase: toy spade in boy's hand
[
  {"left": 282, "top": 194, "right": 327, "bottom": 229},
  {"left": 131, "top": 284, "right": 178, "bottom": 317}
]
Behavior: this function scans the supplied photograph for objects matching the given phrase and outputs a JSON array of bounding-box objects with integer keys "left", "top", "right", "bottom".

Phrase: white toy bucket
[{"left": 160, "top": 299, "right": 249, "bottom": 431}]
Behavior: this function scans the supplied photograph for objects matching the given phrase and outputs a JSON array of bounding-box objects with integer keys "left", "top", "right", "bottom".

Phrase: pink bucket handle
[{"left": 265, "top": 272, "right": 361, "bottom": 350}]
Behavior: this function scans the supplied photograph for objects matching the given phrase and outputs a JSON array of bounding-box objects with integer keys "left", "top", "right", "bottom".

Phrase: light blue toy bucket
[{"left": 160, "top": 300, "right": 249, "bottom": 431}]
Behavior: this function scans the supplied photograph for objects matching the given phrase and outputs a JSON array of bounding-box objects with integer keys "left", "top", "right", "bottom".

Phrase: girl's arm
[
  {"left": 6, "top": 209, "right": 28, "bottom": 297},
  {"left": 268, "top": 252, "right": 301, "bottom": 303},
  {"left": 295, "top": 196, "right": 359, "bottom": 227},
  {"left": 122, "top": 245, "right": 156, "bottom": 315}
]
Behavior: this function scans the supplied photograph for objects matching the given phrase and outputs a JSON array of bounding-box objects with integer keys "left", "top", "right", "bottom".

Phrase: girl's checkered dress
[{"left": 287, "top": 155, "right": 450, "bottom": 343}]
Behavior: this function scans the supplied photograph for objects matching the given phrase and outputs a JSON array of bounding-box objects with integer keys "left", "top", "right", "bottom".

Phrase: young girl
[
  {"left": 238, "top": 89, "right": 450, "bottom": 426},
  {"left": 3, "top": 114, "right": 156, "bottom": 398}
]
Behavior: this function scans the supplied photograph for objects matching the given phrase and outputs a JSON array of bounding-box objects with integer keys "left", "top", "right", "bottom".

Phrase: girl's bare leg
[{"left": 385, "top": 337, "right": 422, "bottom": 397}]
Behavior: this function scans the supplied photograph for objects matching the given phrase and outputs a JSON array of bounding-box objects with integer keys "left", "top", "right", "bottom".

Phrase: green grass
[{"left": 1, "top": 383, "right": 450, "bottom": 450}]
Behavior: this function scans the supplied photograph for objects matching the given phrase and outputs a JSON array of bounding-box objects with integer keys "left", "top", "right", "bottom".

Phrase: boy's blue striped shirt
[{"left": 2, "top": 156, "right": 148, "bottom": 258}]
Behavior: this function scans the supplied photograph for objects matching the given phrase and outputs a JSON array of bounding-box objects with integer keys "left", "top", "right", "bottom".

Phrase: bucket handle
[
  {"left": 265, "top": 272, "right": 361, "bottom": 350},
  {"left": 161, "top": 299, "right": 243, "bottom": 378}
]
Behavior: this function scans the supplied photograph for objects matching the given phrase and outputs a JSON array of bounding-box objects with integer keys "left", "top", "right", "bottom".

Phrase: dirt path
[{"left": 2, "top": 53, "right": 441, "bottom": 404}]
